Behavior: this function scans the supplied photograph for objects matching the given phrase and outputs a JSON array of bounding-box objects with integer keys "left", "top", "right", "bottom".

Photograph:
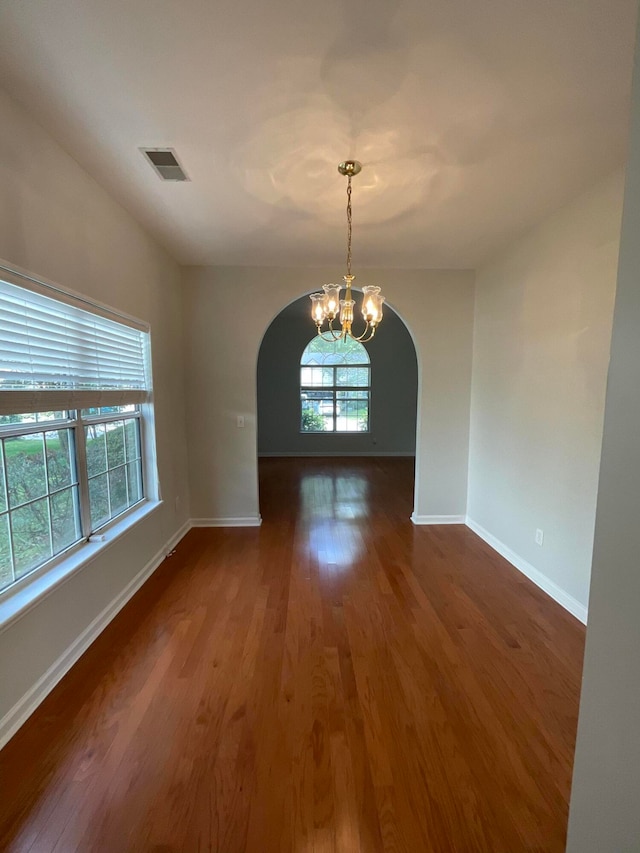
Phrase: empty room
[{"left": 1, "top": 1, "right": 640, "bottom": 851}]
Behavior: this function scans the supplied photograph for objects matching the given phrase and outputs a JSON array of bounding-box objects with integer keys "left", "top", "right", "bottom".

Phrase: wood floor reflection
[{"left": 0, "top": 457, "right": 585, "bottom": 852}]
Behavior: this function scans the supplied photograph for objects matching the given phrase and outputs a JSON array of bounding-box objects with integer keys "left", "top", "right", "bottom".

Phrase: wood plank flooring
[{"left": 0, "top": 457, "right": 585, "bottom": 852}]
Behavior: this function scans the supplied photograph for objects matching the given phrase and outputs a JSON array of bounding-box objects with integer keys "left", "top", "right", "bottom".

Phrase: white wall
[
  {"left": 0, "top": 88, "right": 190, "bottom": 738},
  {"left": 567, "top": 14, "right": 640, "bottom": 848},
  {"left": 467, "top": 171, "right": 624, "bottom": 619},
  {"left": 182, "top": 265, "right": 475, "bottom": 523}
]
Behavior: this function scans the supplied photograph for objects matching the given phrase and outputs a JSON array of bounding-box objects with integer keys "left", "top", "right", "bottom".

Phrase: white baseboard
[
  {"left": 465, "top": 517, "right": 588, "bottom": 624},
  {"left": 191, "top": 516, "right": 262, "bottom": 527},
  {"left": 411, "top": 514, "right": 466, "bottom": 525},
  {"left": 258, "top": 452, "right": 414, "bottom": 458},
  {"left": 0, "top": 521, "right": 192, "bottom": 751},
  {"left": 164, "top": 519, "right": 192, "bottom": 553}
]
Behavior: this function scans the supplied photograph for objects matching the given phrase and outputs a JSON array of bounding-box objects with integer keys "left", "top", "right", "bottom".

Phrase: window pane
[
  {"left": 336, "top": 399, "right": 369, "bottom": 432},
  {"left": 0, "top": 454, "right": 6, "bottom": 513},
  {"left": 0, "top": 514, "right": 12, "bottom": 590},
  {"left": 88, "top": 417, "right": 144, "bottom": 531},
  {"left": 51, "top": 487, "right": 81, "bottom": 553},
  {"left": 46, "top": 429, "right": 75, "bottom": 491},
  {"left": 11, "top": 498, "right": 52, "bottom": 578},
  {"left": 342, "top": 347, "right": 370, "bottom": 364},
  {"left": 108, "top": 467, "right": 128, "bottom": 517},
  {"left": 89, "top": 474, "right": 110, "bottom": 530},
  {"left": 337, "top": 390, "right": 368, "bottom": 399},
  {"left": 319, "top": 395, "right": 336, "bottom": 418},
  {"left": 303, "top": 391, "right": 331, "bottom": 403},
  {"left": 301, "top": 366, "right": 334, "bottom": 387},
  {"left": 81, "top": 405, "right": 136, "bottom": 417},
  {"left": 301, "top": 393, "right": 334, "bottom": 422},
  {"left": 34, "top": 411, "right": 68, "bottom": 423},
  {"left": 301, "top": 335, "right": 370, "bottom": 366},
  {"left": 124, "top": 419, "right": 140, "bottom": 461},
  {"left": 336, "top": 402, "right": 355, "bottom": 432},
  {"left": 356, "top": 400, "right": 369, "bottom": 431},
  {"left": 0, "top": 412, "right": 67, "bottom": 427},
  {"left": 301, "top": 400, "right": 327, "bottom": 432},
  {"left": 336, "top": 367, "right": 369, "bottom": 387},
  {"left": 85, "top": 424, "right": 107, "bottom": 477},
  {"left": 106, "top": 422, "right": 125, "bottom": 467},
  {"left": 320, "top": 409, "right": 335, "bottom": 431},
  {"left": 126, "top": 462, "right": 143, "bottom": 505},
  {"left": 5, "top": 433, "right": 47, "bottom": 508}
]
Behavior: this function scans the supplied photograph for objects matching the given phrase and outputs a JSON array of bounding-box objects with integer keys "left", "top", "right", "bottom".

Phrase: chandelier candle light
[{"left": 310, "top": 160, "right": 385, "bottom": 343}]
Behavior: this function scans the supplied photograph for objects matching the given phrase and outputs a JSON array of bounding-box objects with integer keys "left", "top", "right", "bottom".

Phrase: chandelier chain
[{"left": 346, "top": 175, "right": 352, "bottom": 278}]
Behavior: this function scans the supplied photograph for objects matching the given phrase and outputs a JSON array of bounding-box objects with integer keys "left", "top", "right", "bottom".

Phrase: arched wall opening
[
  {"left": 256, "top": 292, "right": 419, "bottom": 507},
  {"left": 182, "top": 265, "right": 473, "bottom": 527}
]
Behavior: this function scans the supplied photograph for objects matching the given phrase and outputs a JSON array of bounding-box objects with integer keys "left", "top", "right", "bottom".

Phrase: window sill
[{"left": 0, "top": 500, "right": 162, "bottom": 633}]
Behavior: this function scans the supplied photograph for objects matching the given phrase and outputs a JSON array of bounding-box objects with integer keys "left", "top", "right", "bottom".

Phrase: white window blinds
[{"left": 0, "top": 277, "right": 150, "bottom": 414}]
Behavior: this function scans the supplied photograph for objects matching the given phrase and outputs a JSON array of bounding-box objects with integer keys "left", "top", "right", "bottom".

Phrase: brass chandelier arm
[
  {"left": 316, "top": 321, "right": 377, "bottom": 343},
  {"left": 350, "top": 325, "right": 377, "bottom": 343},
  {"left": 316, "top": 320, "right": 344, "bottom": 342}
]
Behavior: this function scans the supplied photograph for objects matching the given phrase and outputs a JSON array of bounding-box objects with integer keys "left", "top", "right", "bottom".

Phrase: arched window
[{"left": 300, "top": 336, "right": 370, "bottom": 432}]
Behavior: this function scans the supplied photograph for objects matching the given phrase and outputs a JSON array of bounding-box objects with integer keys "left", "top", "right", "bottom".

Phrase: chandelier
[{"left": 310, "top": 160, "right": 385, "bottom": 343}]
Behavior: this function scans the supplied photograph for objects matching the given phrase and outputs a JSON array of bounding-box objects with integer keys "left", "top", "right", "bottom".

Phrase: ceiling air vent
[{"left": 141, "top": 148, "right": 189, "bottom": 181}]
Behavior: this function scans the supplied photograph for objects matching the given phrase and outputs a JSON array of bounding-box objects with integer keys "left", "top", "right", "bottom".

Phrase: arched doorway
[{"left": 256, "top": 293, "right": 419, "bottom": 517}]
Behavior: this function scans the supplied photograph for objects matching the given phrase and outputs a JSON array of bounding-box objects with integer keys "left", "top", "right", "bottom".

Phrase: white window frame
[
  {"left": 300, "top": 365, "right": 371, "bottom": 432},
  {"left": 0, "top": 261, "right": 160, "bottom": 623},
  {"left": 299, "top": 335, "right": 371, "bottom": 434}
]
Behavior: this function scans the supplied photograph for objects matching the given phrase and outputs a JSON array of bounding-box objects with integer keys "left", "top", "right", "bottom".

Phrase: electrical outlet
[
  {"left": 237, "top": 415, "right": 245, "bottom": 428},
  {"left": 535, "top": 528, "right": 544, "bottom": 546}
]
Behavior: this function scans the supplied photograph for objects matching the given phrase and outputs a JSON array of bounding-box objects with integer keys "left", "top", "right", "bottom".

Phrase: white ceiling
[{"left": 0, "top": 0, "right": 637, "bottom": 269}]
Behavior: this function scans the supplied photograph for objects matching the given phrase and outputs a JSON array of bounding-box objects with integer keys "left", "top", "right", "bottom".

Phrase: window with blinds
[
  {"left": 0, "top": 272, "right": 154, "bottom": 597},
  {"left": 0, "top": 278, "right": 149, "bottom": 415}
]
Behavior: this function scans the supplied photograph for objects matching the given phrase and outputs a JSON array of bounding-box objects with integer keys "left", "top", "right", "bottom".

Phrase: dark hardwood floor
[{"left": 0, "top": 457, "right": 585, "bottom": 852}]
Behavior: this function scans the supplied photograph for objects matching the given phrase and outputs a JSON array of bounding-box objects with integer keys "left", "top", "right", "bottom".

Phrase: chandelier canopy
[{"left": 310, "top": 160, "right": 385, "bottom": 343}]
